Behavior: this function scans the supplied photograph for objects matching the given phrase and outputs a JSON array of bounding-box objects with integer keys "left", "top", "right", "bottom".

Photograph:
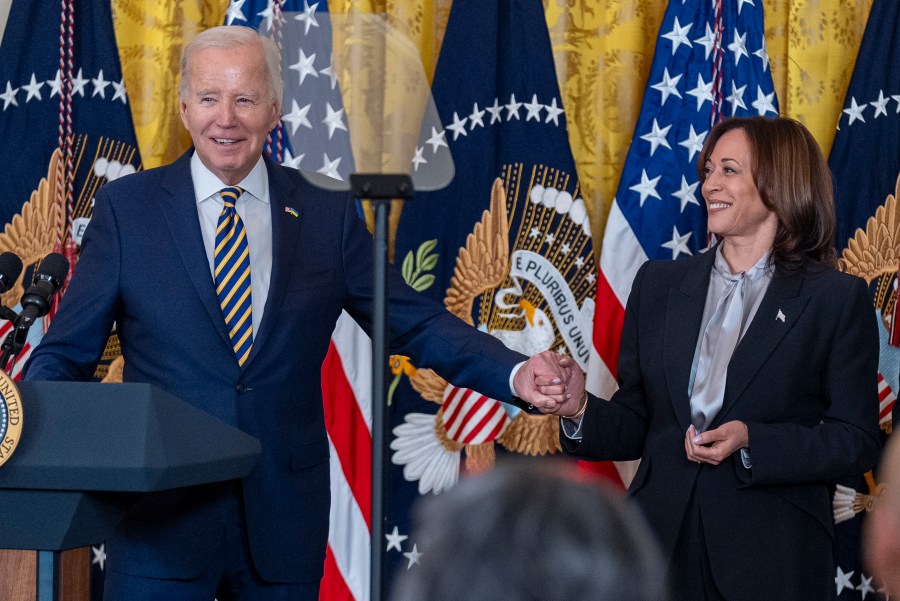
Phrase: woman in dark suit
[{"left": 538, "top": 116, "right": 880, "bottom": 600}]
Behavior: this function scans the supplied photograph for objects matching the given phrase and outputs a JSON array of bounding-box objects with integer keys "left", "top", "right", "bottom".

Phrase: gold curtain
[{"left": 113, "top": 0, "right": 874, "bottom": 249}]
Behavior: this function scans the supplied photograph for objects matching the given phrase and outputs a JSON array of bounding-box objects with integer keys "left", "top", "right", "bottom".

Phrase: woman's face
[{"left": 701, "top": 128, "right": 778, "bottom": 244}]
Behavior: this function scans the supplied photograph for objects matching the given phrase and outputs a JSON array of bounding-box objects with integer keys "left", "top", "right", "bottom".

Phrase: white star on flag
[
  {"left": 871, "top": 90, "right": 890, "bottom": 118},
  {"left": 295, "top": 1, "right": 320, "bottom": 35},
  {"left": 111, "top": 78, "right": 128, "bottom": 104},
  {"left": 523, "top": 94, "right": 543, "bottom": 121},
  {"left": 661, "top": 226, "right": 693, "bottom": 259},
  {"left": 71, "top": 68, "right": 88, "bottom": 97},
  {"left": 426, "top": 126, "right": 448, "bottom": 153},
  {"left": 92, "top": 69, "right": 110, "bottom": 98},
  {"left": 662, "top": 17, "right": 693, "bottom": 55},
  {"left": 672, "top": 176, "right": 700, "bottom": 212},
  {"left": 22, "top": 74, "right": 42, "bottom": 102},
  {"left": 317, "top": 153, "right": 342, "bottom": 180},
  {"left": 630, "top": 169, "right": 662, "bottom": 206},
  {"left": 640, "top": 118, "right": 672, "bottom": 156},
  {"left": 403, "top": 544, "right": 423, "bottom": 569},
  {"left": 289, "top": 49, "right": 319, "bottom": 86},
  {"left": 0, "top": 81, "right": 18, "bottom": 110},
  {"left": 225, "top": 0, "right": 247, "bottom": 25},
  {"left": 385, "top": 526, "right": 408, "bottom": 552},
  {"left": 751, "top": 85, "right": 777, "bottom": 115},
  {"left": 282, "top": 99, "right": 313, "bottom": 135},
  {"left": 651, "top": 68, "right": 683, "bottom": 106},
  {"left": 446, "top": 111, "right": 468, "bottom": 140},
  {"left": 727, "top": 28, "right": 749, "bottom": 66},
  {"left": 321, "top": 102, "right": 347, "bottom": 139},
  {"left": 486, "top": 98, "right": 504, "bottom": 123},
  {"left": 504, "top": 94, "right": 522, "bottom": 120},
  {"left": 686, "top": 73, "right": 713, "bottom": 111},
  {"left": 544, "top": 97, "right": 564, "bottom": 125},
  {"left": 468, "top": 103, "right": 485, "bottom": 129}
]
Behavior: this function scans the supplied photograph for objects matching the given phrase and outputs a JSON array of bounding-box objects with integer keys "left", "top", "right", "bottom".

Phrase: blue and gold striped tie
[{"left": 214, "top": 186, "right": 253, "bottom": 366}]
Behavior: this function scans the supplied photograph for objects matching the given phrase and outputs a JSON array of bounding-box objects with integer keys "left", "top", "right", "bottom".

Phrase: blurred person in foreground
[
  {"left": 534, "top": 116, "right": 880, "bottom": 600},
  {"left": 865, "top": 431, "right": 900, "bottom": 596},
  {"left": 390, "top": 459, "right": 667, "bottom": 601}
]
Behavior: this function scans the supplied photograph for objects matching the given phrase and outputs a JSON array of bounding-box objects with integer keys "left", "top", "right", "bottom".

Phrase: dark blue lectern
[{"left": 0, "top": 382, "right": 261, "bottom": 601}]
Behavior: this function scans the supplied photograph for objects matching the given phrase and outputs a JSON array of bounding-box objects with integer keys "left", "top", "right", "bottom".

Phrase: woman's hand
[{"left": 684, "top": 421, "right": 749, "bottom": 465}]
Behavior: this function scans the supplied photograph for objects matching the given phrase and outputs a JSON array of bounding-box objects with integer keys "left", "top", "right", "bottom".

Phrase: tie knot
[{"left": 220, "top": 186, "right": 244, "bottom": 208}]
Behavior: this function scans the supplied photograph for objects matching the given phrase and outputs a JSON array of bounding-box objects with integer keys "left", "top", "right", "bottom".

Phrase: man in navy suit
[{"left": 24, "top": 26, "right": 563, "bottom": 601}]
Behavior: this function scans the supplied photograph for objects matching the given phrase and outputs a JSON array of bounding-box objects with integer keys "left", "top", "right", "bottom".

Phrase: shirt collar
[
  {"left": 190, "top": 152, "right": 269, "bottom": 205},
  {"left": 713, "top": 245, "right": 772, "bottom": 282}
]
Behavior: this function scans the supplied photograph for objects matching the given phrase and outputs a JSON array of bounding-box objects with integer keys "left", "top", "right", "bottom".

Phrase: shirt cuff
[
  {"left": 560, "top": 415, "right": 584, "bottom": 440},
  {"left": 509, "top": 360, "right": 526, "bottom": 397}
]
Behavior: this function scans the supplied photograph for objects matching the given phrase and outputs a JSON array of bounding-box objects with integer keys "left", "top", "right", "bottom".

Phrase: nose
[
  {"left": 702, "top": 170, "right": 720, "bottom": 195},
  {"left": 215, "top": 102, "right": 237, "bottom": 126}
]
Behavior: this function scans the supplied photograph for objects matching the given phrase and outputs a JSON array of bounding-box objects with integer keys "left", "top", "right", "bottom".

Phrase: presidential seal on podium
[{"left": 0, "top": 371, "right": 22, "bottom": 468}]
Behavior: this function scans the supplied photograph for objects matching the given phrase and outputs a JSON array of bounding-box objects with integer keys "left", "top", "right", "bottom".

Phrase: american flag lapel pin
[
  {"left": 285, "top": 207, "right": 299, "bottom": 218},
  {"left": 776, "top": 309, "right": 786, "bottom": 323}
]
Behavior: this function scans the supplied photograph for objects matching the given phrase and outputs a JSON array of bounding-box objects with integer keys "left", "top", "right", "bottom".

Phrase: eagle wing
[
  {"left": 444, "top": 178, "right": 511, "bottom": 324},
  {"left": 497, "top": 411, "right": 562, "bottom": 455},
  {"left": 0, "top": 149, "right": 62, "bottom": 306},
  {"left": 839, "top": 173, "right": 899, "bottom": 283}
]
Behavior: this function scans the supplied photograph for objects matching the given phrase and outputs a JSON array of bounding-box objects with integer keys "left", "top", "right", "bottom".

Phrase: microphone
[
  {"left": 0, "top": 252, "right": 23, "bottom": 294},
  {"left": 16, "top": 252, "right": 69, "bottom": 327}
]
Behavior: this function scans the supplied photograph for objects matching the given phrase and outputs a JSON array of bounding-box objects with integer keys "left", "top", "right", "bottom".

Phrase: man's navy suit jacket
[{"left": 24, "top": 151, "right": 526, "bottom": 583}]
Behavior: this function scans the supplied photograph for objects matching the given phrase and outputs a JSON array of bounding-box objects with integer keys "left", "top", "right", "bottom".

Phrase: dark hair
[
  {"left": 390, "top": 458, "right": 668, "bottom": 601},
  {"left": 697, "top": 116, "right": 837, "bottom": 272}
]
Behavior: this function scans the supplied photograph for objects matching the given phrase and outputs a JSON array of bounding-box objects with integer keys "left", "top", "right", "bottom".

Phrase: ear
[
  {"left": 179, "top": 99, "right": 189, "bottom": 129},
  {"left": 269, "top": 99, "right": 282, "bottom": 131}
]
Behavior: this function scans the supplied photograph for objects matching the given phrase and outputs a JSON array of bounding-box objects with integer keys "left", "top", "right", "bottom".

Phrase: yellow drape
[{"left": 113, "top": 0, "right": 874, "bottom": 250}]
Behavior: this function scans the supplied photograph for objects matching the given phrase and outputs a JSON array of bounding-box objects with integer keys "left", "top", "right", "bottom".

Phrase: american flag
[
  {"left": 586, "top": 0, "right": 778, "bottom": 451},
  {"left": 225, "top": 2, "right": 366, "bottom": 599}
]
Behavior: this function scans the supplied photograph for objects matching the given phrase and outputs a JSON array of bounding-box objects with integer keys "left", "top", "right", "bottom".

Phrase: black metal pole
[
  {"left": 370, "top": 196, "right": 389, "bottom": 601},
  {"left": 349, "top": 174, "right": 413, "bottom": 601}
]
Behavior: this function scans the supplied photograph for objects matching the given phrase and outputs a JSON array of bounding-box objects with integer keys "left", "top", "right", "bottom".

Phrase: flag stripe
[
  {"left": 322, "top": 335, "right": 372, "bottom": 527},
  {"left": 321, "top": 545, "right": 357, "bottom": 601}
]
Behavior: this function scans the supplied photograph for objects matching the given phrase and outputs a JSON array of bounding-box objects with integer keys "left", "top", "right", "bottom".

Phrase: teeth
[
  {"left": 214, "top": 138, "right": 237, "bottom": 144},
  {"left": 709, "top": 203, "right": 730, "bottom": 209}
]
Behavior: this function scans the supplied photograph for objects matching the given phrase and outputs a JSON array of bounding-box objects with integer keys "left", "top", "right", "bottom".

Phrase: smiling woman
[{"left": 537, "top": 116, "right": 881, "bottom": 601}]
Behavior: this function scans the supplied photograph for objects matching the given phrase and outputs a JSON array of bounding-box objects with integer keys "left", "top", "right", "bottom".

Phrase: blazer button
[{"left": 236, "top": 384, "right": 248, "bottom": 394}]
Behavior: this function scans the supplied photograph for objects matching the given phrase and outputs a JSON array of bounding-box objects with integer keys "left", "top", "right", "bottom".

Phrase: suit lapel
[
  {"left": 246, "top": 160, "right": 301, "bottom": 362},
  {"left": 713, "top": 271, "right": 809, "bottom": 426},
  {"left": 663, "top": 250, "right": 717, "bottom": 430},
  {"left": 158, "top": 151, "right": 233, "bottom": 350}
]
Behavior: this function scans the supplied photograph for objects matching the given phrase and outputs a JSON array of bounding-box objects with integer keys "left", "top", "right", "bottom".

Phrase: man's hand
[
  {"left": 513, "top": 352, "right": 585, "bottom": 416},
  {"left": 684, "top": 421, "right": 749, "bottom": 465}
]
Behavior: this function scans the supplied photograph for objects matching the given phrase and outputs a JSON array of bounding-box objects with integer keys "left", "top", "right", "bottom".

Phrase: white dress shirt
[{"left": 190, "top": 153, "right": 273, "bottom": 337}]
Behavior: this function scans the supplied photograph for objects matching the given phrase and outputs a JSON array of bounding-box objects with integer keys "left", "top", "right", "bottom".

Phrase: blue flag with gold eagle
[
  {"left": 0, "top": 0, "right": 140, "bottom": 375},
  {"left": 828, "top": 0, "right": 900, "bottom": 598},
  {"left": 0, "top": 1, "right": 140, "bottom": 598},
  {"left": 388, "top": 0, "right": 596, "bottom": 586}
]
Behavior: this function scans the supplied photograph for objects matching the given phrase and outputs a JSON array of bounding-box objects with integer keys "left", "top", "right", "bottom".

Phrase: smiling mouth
[
  {"left": 708, "top": 202, "right": 731, "bottom": 210},
  {"left": 213, "top": 138, "right": 239, "bottom": 145}
]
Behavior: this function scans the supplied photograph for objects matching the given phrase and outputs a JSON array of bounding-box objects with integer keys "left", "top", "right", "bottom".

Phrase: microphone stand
[
  {"left": 0, "top": 306, "right": 25, "bottom": 374},
  {"left": 349, "top": 173, "right": 414, "bottom": 601}
]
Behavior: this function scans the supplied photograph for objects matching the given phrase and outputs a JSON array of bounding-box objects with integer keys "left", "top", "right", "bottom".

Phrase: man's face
[{"left": 180, "top": 44, "right": 280, "bottom": 185}]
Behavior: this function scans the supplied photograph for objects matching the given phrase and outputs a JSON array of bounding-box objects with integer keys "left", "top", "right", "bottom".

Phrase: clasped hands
[
  {"left": 512, "top": 350, "right": 586, "bottom": 417},
  {"left": 513, "top": 351, "right": 749, "bottom": 464}
]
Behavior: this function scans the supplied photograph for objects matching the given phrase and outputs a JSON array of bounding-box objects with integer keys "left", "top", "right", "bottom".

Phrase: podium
[{"left": 0, "top": 382, "right": 262, "bottom": 601}]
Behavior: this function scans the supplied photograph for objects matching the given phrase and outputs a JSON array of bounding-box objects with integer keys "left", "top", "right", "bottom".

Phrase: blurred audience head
[
  {"left": 865, "top": 434, "right": 900, "bottom": 596},
  {"left": 391, "top": 458, "right": 667, "bottom": 601}
]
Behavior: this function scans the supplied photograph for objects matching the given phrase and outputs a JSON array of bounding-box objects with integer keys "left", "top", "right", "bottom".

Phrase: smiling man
[{"left": 23, "top": 26, "right": 567, "bottom": 601}]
